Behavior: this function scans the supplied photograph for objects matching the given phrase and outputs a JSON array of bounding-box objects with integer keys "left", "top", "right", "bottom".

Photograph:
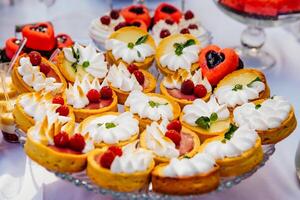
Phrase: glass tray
[{"left": 54, "top": 144, "right": 275, "bottom": 200}]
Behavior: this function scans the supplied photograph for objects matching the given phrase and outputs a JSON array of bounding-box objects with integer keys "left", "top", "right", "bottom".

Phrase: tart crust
[
  {"left": 124, "top": 93, "right": 181, "bottom": 131},
  {"left": 78, "top": 112, "right": 139, "bottom": 148},
  {"left": 11, "top": 54, "right": 67, "bottom": 94},
  {"left": 140, "top": 126, "right": 200, "bottom": 164},
  {"left": 110, "top": 69, "right": 156, "bottom": 105},
  {"left": 87, "top": 149, "right": 155, "bottom": 192},
  {"left": 151, "top": 163, "right": 220, "bottom": 195}
]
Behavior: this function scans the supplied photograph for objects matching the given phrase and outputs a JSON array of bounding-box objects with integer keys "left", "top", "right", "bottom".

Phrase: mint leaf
[
  {"left": 255, "top": 104, "right": 261, "bottom": 109},
  {"left": 247, "top": 77, "right": 262, "bottom": 87},
  {"left": 137, "top": 50, "right": 141, "bottom": 57},
  {"left": 183, "top": 39, "right": 196, "bottom": 48},
  {"left": 82, "top": 61, "right": 90, "bottom": 68},
  {"left": 232, "top": 84, "right": 243, "bottom": 91},
  {"left": 97, "top": 123, "right": 103, "bottom": 127},
  {"left": 174, "top": 39, "right": 196, "bottom": 56},
  {"left": 224, "top": 124, "right": 238, "bottom": 141},
  {"left": 195, "top": 116, "right": 210, "bottom": 129},
  {"left": 128, "top": 42, "right": 134, "bottom": 49},
  {"left": 210, "top": 112, "right": 218, "bottom": 122},
  {"left": 105, "top": 122, "right": 116, "bottom": 129},
  {"left": 135, "top": 35, "right": 148, "bottom": 45},
  {"left": 70, "top": 46, "right": 80, "bottom": 72},
  {"left": 148, "top": 101, "right": 168, "bottom": 108}
]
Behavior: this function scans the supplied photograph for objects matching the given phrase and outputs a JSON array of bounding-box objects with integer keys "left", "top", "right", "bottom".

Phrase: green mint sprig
[
  {"left": 148, "top": 101, "right": 168, "bottom": 108},
  {"left": 221, "top": 124, "right": 238, "bottom": 143},
  {"left": 174, "top": 39, "right": 196, "bottom": 56},
  {"left": 195, "top": 112, "right": 218, "bottom": 129}
]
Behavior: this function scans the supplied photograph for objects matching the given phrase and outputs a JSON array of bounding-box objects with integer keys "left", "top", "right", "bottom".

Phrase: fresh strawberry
[
  {"left": 127, "top": 64, "right": 138, "bottom": 74},
  {"left": 184, "top": 10, "right": 194, "bottom": 20},
  {"left": 108, "top": 146, "right": 123, "bottom": 157},
  {"left": 56, "top": 105, "right": 69, "bottom": 116},
  {"left": 69, "top": 133, "right": 86, "bottom": 153},
  {"left": 52, "top": 96, "right": 64, "bottom": 105},
  {"left": 87, "top": 89, "right": 100, "bottom": 103},
  {"left": 28, "top": 51, "right": 42, "bottom": 66},
  {"left": 194, "top": 84, "right": 207, "bottom": 98},
  {"left": 100, "top": 150, "right": 116, "bottom": 169},
  {"left": 167, "top": 120, "right": 182, "bottom": 132},
  {"left": 100, "top": 15, "right": 111, "bottom": 25},
  {"left": 54, "top": 131, "right": 69, "bottom": 148},
  {"left": 181, "top": 79, "right": 194, "bottom": 95},
  {"left": 39, "top": 62, "right": 50, "bottom": 75},
  {"left": 133, "top": 70, "right": 145, "bottom": 85},
  {"left": 100, "top": 86, "right": 113, "bottom": 100},
  {"left": 165, "top": 130, "right": 181, "bottom": 146}
]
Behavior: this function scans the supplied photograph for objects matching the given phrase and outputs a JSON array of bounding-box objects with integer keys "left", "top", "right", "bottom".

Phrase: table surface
[{"left": 1, "top": 0, "right": 300, "bottom": 199}]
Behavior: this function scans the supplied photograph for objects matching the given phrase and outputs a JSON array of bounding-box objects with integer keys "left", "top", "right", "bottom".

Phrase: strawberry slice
[
  {"left": 100, "top": 151, "right": 116, "bottom": 169},
  {"left": 167, "top": 120, "right": 182, "bottom": 133},
  {"left": 52, "top": 96, "right": 64, "bottom": 105},
  {"left": 54, "top": 131, "right": 69, "bottom": 148},
  {"left": 165, "top": 130, "right": 181, "bottom": 146},
  {"left": 69, "top": 133, "right": 85, "bottom": 153},
  {"left": 108, "top": 146, "right": 123, "bottom": 157}
]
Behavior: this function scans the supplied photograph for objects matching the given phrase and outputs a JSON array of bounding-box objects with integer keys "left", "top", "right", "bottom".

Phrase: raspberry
[
  {"left": 167, "top": 120, "right": 182, "bottom": 133},
  {"left": 28, "top": 51, "right": 41, "bottom": 66},
  {"left": 86, "top": 89, "right": 100, "bottom": 103},
  {"left": 181, "top": 79, "right": 194, "bottom": 95},
  {"left": 108, "top": 146, "right": 123, "bottom": 157},
  {"left": 39, "top": 62, "right": 50, "bottom": 75},
  {"left": 100, "top": 151, "right": 116, "bottom": 169},
  {"left": 54, "top": 131, "right": 69, "bottom": 148},
  {"left": 165, "top": 130, "right": 181, "bottom": 146},
  {"left": 100, "top": 86, "right": 113, "bottom": 100},
  {"left": 52, "top": 96, "right": 64, "bottom": 105},
  {"left": 194, "top": 84, "right": 207, "bottom": 98},
  {"left": 184, "top": 10, "right": 194, "bottom": 20},
  {"left": 100, "top": 15, "right": 111, "bottom": 25},
  {"left": 69, "top": 133, "right": 86, "bottom": 153},
  {"left": 56, "top": 105, "right": 69, "bottom": 116}
]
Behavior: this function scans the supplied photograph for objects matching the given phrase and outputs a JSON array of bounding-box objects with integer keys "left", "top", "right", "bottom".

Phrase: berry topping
[
  {"left": 160, "top": 29, "right": 171, "bottom": 38},
  {"left": 161, "top": 5, "right": 177, "bottom": 14},
  {"left": 188, "top": 24, "right": 198, "bottom": 29},
  {"left": 181, "top": 79, "right": 194, "bottom": 95},
  {"left": 108, "top": 146, "right": 123, "bottom": 157},
  {"left": 133, "top": 70, "right": 145, "bottom": 85},
  {"left": 100, "top": 150, "right": 116, "bottom": 169},
  {"left": 100, "top": 15, "right": 111, "bottom": 25},
  {"left": 129, "top": 6, "right": 145, "bottom": 14},
  {"left": 180, "top": 28, "right": 190, "bottom": 34},
  {"left": 167, "top": 120, "right": 182, "bottom": 133},
  {"left": 87, "top": 89, "right": 100, "bottom": 103},
  {"left": 194, "top": 84, "right": 207, "bottom": 98},
  {"left": 69, "top": 133, "right": 86, "bottom": 153},
  {"left": 131, "top": 21, "right": 141, "bottom": 27},
  {"left": 114, "top": 22, "right": 128, "bottom": 31},
  {"left": 39, "top": 62, "right": 50, "bottom": 75},
  {"left": 206, "top": 51, "right": 225, "bottom": 68},
  {"left": 52, "top": 96, "right": 64, "bottom": 105},
  {"left": 28, "top": 51, "right": 41, "bottom": 66},
  {"left": 100, "top": 86, "right": 113, "bottom": 100},
  {"left": 184, "top": 10, "right": 194, "bottom": 20},
  {"left": 56, "top": 105, "right": 69, "bottom": 116},
  {"left": 165, "top": 130, "right": 181, "bottom": 146},
  {"left": 165, "top": 19, "right": 174, "bottom": 25},
  {"left": 54, "top": 131, "right": 69, "bottom": 148},
  {"left": 110, "top": 10, "right": 120, "bottom": 20},
  {"left": 127, "top": 64, "right": 138, "bottom": 74}
]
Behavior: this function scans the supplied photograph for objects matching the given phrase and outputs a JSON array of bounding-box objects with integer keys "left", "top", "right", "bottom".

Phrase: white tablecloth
[{"left": 1, "top": 0, "right": 300, "bottom": 199}]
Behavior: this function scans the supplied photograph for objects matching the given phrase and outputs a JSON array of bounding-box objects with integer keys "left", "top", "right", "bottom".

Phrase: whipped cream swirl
[
  {"left": 233, "top": 96, "right": 291, "bottom": 131},
  {"left": 125, "top": 91, "right": 173, "bottom": 121}
]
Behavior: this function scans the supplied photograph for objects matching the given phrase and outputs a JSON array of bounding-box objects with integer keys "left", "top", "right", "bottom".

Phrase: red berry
[
  {"left": 188, "top": 24, "right": 198, "bottom": 29},
  {"left": 165, "top": 19, "right": 174, "bottom": 25},
  {"left": 100, "top": 15, "right": 111, "bottom": 25},
  {"left": 69, "top": 133, "right": 86, "bottom": 153},
  {"left": 167, "top": 120, "right": 182, "bottom": 133},
  {"left": 194, "top": 84, "right": 207, "bottom": 98},
  {"left": 86, "top": 89, "right": 100, "bottom": 103},
  {"left": 28, "top": 51, "right": 41, "bottom": 66},
  {"left": 100, "top": 86, "right": 113, "bottom": 100},
  {"left": 114, "top": 22, "right": 128, "bottom": 31},
  {"left": 184, "top": 10, "right": 194, "bottom": 20},
  {"left": 108, "top": 146, "right": 123, "bottom": 157},
  {"left": 52, "top": 96, "right": 64, "bottom": 105},
  {"left": 181, "top": 79, "right": 194, "bottom": 95},
  {"left": 165, "top": 130, "right": 181, "bottom": 146},
  {"left": 133, "top": 70, "right": 145, "bottom": 85},
  {"left": 39, "top": 62, "right": 50, "bottom": 75},
  {"left": 100, "top": 151, "right": 116, "bottom": 169},
  {"left": 180, "top": 28, "right": 190, "bottom": 34},
  {"left": 54, "top": 131, "right": 69, "bottom": 148},
  {"left": 110, "top": 10, "right": 120, "bottom": 20},
  {"left": 160, "top": 29, "right": 171, "bottom": 38},
  {"left": 56, "top": 105, "right": 69, "bottom": 116},
  {"left": 127, "top": 64, "right": 138, "bottom": 74}
]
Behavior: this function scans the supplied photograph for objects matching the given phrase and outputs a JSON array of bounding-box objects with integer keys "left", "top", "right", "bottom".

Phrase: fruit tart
[
  {"left": 140, "top": 118, "right": 200, "bottom": 163},
  {"left": 124, "top": 91, "right": 181, "bottom": 131},
  {"left": 234, "top": 96, "right": 297, "bottom": 144},
  {"left": 155, "top": 34, "right": 201, "bottom": 76},
  {"left": 13, "top": 92, "right": 75, "bottom": 132},
  {"left": 57, "top": 43, "right": 108, "bottom": 82},
  {"left": 12, "top": 51, "right": 67, "bottom": 94},
  {"left": 0, "top": 76, "right": 18, "bottom": 100},
  {"left": 105, "top": 26, "right": 156, "bottom": 70},
  {"left": 24, "top": 116, "right": 95, "bottom": 173},
  {"left": 152, "top": 152, "right": 220, "bottom": 195},
  {"left": 160, "top": 69, "right": 212, "bottom": 108},
  {"left": 154, "top": 3, "right": 182, "bottom": 24},
  {"left": 180, "top": 96, "right": 231, "bottom": 142},
  {"left": 79, "top": 112, "right": 139, "bottom": 148},
  {"left": 199, "top": 124, "right": 263, "bottom": 177},
  {"left": 0, "top": 98, "right": 18, "bottom": 142},
  {"left": 106, "top": 63, "right": 156, "bottom": 104},
  {"left": 214, "top": 69, "right": 270, "bottom": 110},
  {"left": 64, "top": 75, "right": 118, "bottom": 122},
  {"left": 151, "top": 19, "right": 179, "bottom": 44},
  {"left": 87, "top": 142, "right": 155, "bottom": 192},
  {"left": 120, "top": 5, "right": 151, "bottom": 28}
]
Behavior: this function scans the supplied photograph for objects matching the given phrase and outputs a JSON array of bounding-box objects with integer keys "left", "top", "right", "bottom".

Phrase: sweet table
[{"left": 0, "top": 0, "right": 300, "bottom": 199}]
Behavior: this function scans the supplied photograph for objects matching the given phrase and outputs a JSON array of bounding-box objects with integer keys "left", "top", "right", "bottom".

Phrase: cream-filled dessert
[{"left": 152, "top": 19, "right": 179, "bottom": 44}]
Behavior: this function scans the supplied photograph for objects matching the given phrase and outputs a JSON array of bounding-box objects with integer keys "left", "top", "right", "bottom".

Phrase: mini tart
[
  {"left": 0, "top": 77, "right": 18, "bottom": 100},
  {"left": 78, "top": 112, "right": 139, "bottom": 148},
  {"left": 87, "top": 148, "right": 155, "bottom": 192},
  {"left": 152, "top": 162, "right": 219, "bottom": 195},
  {"left": 140, "top": 126, "right": 200, "bottom": 164},
  {"left": 155, "top": 34, "right": 200, "bottom": 76},
  {"left": 13, "top": 93, "right": 75, "bottom": 132},
  {"left": 11, "top": 54, "right": 67, "bottom": 94},
  {"left": 124, "top": 93, "right": 181, "bottom": 131},
  {"left": 237, "top": 98, "right": 297, "bottom": 144},
  {"left": 214, "top": 69, "right": 270, "bottom": 110},
  {"left": 106, "top": 26, "right": 156, "bottom": 70},
  {"left": 110, "top": 69, "right": 156, "bottom": 105}
]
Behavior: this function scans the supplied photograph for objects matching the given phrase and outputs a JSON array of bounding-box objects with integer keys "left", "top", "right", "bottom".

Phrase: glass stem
[{"left": 241, "top": 26, "right": 266, "bottom": 55}]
